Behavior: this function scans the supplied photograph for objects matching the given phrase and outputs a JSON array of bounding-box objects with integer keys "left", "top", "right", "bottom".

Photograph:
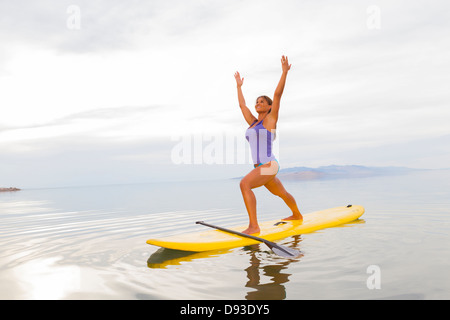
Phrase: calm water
[{"left": 1, "top": 170, "right": 449, "bottom": 300}]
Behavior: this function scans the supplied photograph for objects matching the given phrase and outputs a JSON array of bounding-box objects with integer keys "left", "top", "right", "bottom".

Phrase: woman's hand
[
  {"left": 234, "top": 71, "right": 244, "bottom": 87},
  {"left": 281, "top": 55, "right": 291, "bottom": 73}
]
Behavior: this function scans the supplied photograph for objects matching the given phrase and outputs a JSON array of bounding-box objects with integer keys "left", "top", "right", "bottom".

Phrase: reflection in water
[
  {"left": 244, "top": 235, "right": 303, "bottom": 300},
  {"left": 147, "top": 235, "right": 303, "bottom": 300},
  {"left": 147, "top": 248, "right": 231, "bottom": 269}
]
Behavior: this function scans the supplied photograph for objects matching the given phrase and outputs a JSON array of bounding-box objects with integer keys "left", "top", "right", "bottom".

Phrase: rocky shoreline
[{"left": 0, "top": 187, "right": 21, "bottom": 192}]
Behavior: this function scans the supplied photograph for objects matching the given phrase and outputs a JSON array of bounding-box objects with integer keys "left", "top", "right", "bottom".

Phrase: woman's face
[{"left": 255, "top": 97, "right": 271, "bottom": 114}]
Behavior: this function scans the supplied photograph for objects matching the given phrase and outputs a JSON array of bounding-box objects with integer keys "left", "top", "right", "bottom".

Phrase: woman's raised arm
[
  {"left": 270, "top": 56, "right": 291, "bottom": 121},
  {"left": 235, "top": 71, "right": 257, "bottom": 125}
]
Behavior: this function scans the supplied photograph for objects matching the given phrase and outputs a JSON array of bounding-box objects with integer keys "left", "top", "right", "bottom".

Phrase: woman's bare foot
[
  {"left": 282, "top": 214, "right": 303, "bottom": 221},
  {"left": 242, "top": 225, "right": 260, "bottom": 235}
]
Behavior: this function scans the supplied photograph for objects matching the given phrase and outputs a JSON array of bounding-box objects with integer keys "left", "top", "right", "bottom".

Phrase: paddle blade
[{"left": 269, "top": 243, "right": 302, "bottom": 259}]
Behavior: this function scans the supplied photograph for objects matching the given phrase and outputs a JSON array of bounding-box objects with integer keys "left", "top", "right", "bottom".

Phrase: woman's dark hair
[{"left": 256, "top": 95, "right": 273, "bottom": 106}]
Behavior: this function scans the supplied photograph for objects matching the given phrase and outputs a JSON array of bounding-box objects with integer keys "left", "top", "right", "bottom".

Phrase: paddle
[{"left": 195, "top": 221, "right": 302, "bottom": 258}]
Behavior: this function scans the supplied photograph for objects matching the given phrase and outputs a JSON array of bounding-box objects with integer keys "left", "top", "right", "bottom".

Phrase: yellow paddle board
[{"left": 146, "top": 205, "right": 364, "bottom": 252}]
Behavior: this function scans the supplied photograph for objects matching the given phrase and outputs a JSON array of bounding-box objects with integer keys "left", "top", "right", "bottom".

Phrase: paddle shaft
[
  {"left": 195, "top": 221, "right": 301, "bottom": 258},
  {"left": 196, "top": 221, "right": 270, "bottom": 244}
]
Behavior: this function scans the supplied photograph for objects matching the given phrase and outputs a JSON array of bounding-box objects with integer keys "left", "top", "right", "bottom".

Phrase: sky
[{"left": 1, "top": 0, "right": 449, "bottom": 188}]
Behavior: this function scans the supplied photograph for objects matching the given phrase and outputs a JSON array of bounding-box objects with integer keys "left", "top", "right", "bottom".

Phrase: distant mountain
[{"left": 276, "top": 165, "right": 424, "bottom": 181}]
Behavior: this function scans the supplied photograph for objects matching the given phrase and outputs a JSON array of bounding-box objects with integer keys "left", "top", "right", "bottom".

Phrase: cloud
[
  {"left": 1, "top": 0, "right": 146, "bottom": 52},
  {"left": 0, "top": 0, "right": 239, "bottom": 55},
  {"left": 0, "top": 105, "right": 169, "bottom": 146},
  {"left": 4, "top": 105, "right": 159, "bottom": 127},
  {"left": 1, "top": 0, "right": 450, "bottom": 188},
  {"left": 0, "top": 134, "right": 173, "bottom": 188}
]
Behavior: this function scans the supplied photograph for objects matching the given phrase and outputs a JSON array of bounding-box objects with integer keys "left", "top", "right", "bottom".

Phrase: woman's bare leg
[
  {"left": 264, "top": 177, "right": 303, "bottom": 221},
  {"left": 240, "top": 163, "right": 277, "bottom": 234}
]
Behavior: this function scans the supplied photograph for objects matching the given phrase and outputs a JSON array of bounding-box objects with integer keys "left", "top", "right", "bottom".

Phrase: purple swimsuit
[{"left": 245, "top": 119, "right": 277, "bottom": 165}]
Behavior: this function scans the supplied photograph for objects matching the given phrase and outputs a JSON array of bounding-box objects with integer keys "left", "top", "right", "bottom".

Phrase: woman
[{"left": 234, "top": 55, "right": 303, "bottom": 234}]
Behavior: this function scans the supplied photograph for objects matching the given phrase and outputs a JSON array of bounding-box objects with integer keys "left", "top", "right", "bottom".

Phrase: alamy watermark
[
  {"left": 366, "top": 265, "right": 381, "bottom": 290},
  {"left": 366, "top": 5, "right": 381, "bottom": 30},
  {"left": 67, "top": 5, "right": 81, "bottom": 30},
  {"left": 170, "top": 130, "right": 280, "bottom": 174}
]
